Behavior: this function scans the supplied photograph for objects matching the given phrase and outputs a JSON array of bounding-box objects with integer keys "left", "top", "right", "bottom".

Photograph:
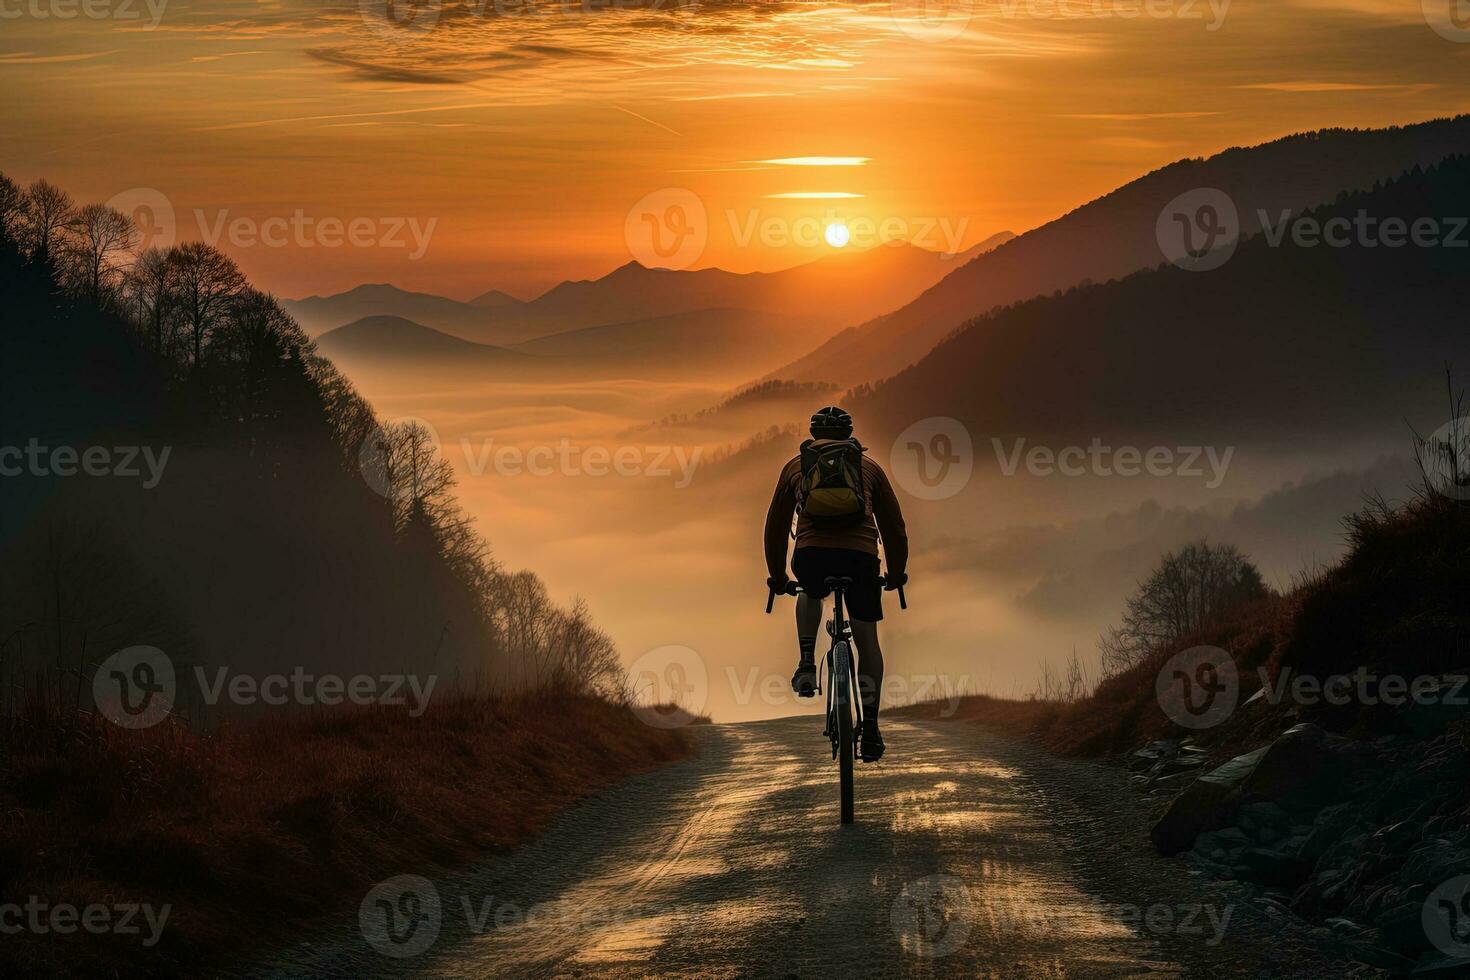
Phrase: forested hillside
[
  {"left": 855, "top": 155, "right": 1470, "bottom": 447},
  {"left": 0, "top": 173, "right": 616, "bottom": 719}
]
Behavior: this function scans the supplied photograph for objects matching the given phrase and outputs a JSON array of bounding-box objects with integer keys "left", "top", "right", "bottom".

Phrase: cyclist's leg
[
  {"left": 796, "top": 591, "right": 823, "bottom": 649},
  {"left": 848, "top": 617, "right": 884, "bottom": 721},
  {"left": 791, "top": 591, "right": 824, "bottom": 695}
]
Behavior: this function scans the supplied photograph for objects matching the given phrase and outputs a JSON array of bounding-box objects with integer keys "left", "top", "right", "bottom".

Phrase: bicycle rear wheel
[{"left": 834, "top": 640, "right": 855, "bottom": 824}]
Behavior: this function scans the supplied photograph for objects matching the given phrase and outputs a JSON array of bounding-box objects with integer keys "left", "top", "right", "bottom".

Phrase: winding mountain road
[{"left": 251, "top": 717, "right": 1360, "bottom": 979}]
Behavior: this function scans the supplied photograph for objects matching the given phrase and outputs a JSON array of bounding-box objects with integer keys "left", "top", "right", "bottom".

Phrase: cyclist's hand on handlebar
[
  {"left": 881, "top": 571, "right": 908, "bottom": 591},
  {"left": 767, "top": 575, "right": 798, "bottom": 596}
]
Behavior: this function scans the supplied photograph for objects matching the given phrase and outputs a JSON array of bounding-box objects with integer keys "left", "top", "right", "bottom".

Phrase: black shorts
[{"left": 792, "top": 547, "right": 883, "bottom": 622}]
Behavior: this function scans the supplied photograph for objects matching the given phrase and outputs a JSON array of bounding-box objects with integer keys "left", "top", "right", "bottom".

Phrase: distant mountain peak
[{"left": 467, "top": 287, "right": 524, "bottom": 309}]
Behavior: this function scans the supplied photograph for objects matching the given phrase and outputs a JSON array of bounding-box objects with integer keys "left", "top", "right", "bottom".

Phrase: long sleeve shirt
[{"left": 764, "top": 450, "right": 909, "bottom": 581}]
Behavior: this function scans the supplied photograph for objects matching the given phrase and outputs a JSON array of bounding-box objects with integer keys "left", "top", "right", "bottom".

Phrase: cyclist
[{"left": 764, "top": 406, "right": 908, "bottom": 762}]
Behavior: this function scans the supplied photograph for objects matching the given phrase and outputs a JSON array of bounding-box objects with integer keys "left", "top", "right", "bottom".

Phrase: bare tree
[
  {"left": 19, "top": 179, "right": 77, "bottom": 266},
  {"left": 64, "top": 204, "right": 137, "bottom": 306},
  {"left": 121, "top": 247, "right": 180, "bottom": 357},
  {"left": 0, "top": 172, "right": 21, "bottom": 245},
  {"left": 169, "top": 242, "right": 246, "bottom": 366},
  {"left": 1098, "top": 540, "right": 1268, "bottom": 676}
]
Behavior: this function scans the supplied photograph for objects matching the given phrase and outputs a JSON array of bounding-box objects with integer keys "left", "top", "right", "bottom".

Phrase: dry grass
[
  {"left": 0, "top": 690, "right": 694, "bottom": 977},
  {"left": 898, "top": 491, "right": 1469, "bottom": 764}
]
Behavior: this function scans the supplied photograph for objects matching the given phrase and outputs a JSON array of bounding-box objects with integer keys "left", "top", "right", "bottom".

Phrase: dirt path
[{"left": 247, "top": 717, "right": 1367, "bottom": 978}]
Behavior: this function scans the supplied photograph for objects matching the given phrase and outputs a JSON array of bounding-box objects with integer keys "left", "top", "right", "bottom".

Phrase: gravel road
[{"left": 249, "top": 717, "right": 1369, "bottom": 979}]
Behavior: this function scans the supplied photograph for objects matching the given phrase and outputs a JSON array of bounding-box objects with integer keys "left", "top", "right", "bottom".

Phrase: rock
[
  {"left": 1238, "top": 847, "right": 1311, "bottom": 887},
  {"left": 1411, "top": 951, "right": 1470, "bottom": 975},
  {"left": 1343, "top": 944, "right": 1417, "bottom": 973},
  {"left": 1150, "top": 723, "right": 1374, "bottom": 857},
  {"left": 1129, "top": 739, "right": 1180, "bottom": 770},
  {"left": 1376, "top": 902, "right": 1435, "bottom": 953},
  {"left": 1149, "top": 749, "right": 1260, "bottom": 855},
  {"left": 1325, "top": 917, "right": 1362, "bottom": 933},
  {"left": 1235, "top": 723, "right": 1358, "bottom": 808},
  {"left": 1240, "top": 801, "right": 1290, "bottom": 827}
]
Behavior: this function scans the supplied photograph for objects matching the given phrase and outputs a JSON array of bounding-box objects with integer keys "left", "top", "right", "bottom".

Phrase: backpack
[{"left": 796, "top": 438, "right": 868, "bottom": 528}]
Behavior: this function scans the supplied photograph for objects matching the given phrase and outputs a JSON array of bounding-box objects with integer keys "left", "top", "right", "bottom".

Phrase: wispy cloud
[
  {"left": 611, "top": 104, "right": 682, "bottom": 136},
  {"left": 0, "top": 50, "right": 118, "bottom": 65},
  {"left": 764, "top": 192, "right": 864, "bottom": 199},
  {"left": 752, "top": 157, "right": 870, "bottom": 166},
  {"left": 1234, "top": 81, "right": 1426, "bottom": 92},
  {"left": 1058, "top": 112, "right": 1222, "bottom": 121}
]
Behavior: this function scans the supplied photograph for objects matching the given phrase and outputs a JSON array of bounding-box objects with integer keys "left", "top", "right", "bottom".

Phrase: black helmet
[{"left": 810, "top": 406, "right": 853, "bottom": 440}]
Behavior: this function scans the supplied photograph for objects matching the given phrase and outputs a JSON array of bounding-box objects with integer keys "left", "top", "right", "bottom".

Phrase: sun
[{"left": 824, "top": 222, "right": 850, "bottom": 248}]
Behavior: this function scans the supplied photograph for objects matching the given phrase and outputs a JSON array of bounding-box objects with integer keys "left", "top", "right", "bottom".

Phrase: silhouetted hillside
[
  {"left": 317, "top": 315, "right": 531, "bottom": 366},
  {"left": 777, "top": 114, "right": 1470, "bottom": 385},
  {"left": 0, "top": 172, "right": 618, "bottom": 720},
  {"left": 855, "top": 154, "right": 1470, "bottom": 447}
]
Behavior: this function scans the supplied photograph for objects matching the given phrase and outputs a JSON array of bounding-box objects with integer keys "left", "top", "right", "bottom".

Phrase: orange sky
[{"left": 4, "top": 0, "right": 1469, "bottom": 299}]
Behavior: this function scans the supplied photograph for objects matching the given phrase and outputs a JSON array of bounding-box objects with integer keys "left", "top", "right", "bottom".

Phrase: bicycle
[{"left": 766, "top": 574, "right": 906, "bottom": 824}]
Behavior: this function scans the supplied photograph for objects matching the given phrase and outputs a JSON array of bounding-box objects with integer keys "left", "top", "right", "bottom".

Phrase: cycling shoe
[
  {"left": 859, "top": 720, "right": 885, "bottom": 762},
  {"left": 791, "top": 659, "right": 817, "bottom": 698}
]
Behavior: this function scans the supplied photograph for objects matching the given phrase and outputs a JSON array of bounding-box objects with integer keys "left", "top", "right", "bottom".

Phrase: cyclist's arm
[
  {"left": 870, "top": 464, "right": 908, "bottom": 577},
  {"left": 763, "top": 461, "right": 798, "bottom": 580}
]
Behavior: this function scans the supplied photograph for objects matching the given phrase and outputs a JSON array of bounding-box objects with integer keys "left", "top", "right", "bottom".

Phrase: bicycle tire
[{"left": 834, "top": 640, "right": 855, "bottom": 824}]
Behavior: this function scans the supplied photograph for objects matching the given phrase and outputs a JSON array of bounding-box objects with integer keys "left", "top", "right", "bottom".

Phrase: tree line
[{"left": 0, "top": 172, "right": 621, "bottom": 721}]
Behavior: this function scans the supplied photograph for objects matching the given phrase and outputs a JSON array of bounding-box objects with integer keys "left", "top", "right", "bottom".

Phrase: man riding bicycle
[{"left": 764, "top": 406, "right": 908, "bottom": 763}]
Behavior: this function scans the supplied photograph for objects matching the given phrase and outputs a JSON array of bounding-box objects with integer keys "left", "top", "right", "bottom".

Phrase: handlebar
[{"left": 765, "top": 577, "right": 906, "bottom": 613}]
